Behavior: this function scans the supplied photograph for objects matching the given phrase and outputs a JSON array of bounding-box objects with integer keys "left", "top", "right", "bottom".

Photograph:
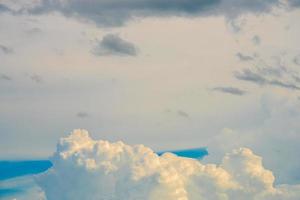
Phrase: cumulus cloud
[
  {"left": 36, "top": 130, "right": 300, "bottom": 200},
  {"left": 206, "top": 93, "right": 300, "bottom": 184},
  {"left": 92, "top": 34, "right": 138, "bottom": 56},
  {"left": 212, "top": 86, "right": 247, "bottom": 95}
]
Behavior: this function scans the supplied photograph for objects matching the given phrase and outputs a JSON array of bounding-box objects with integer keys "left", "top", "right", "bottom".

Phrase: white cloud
[
  {"left": 205, "top": 93, "right": 300, "bottom": 184},
  {"left": 36, "top": 129, "right": 300, "bottom": 200}
]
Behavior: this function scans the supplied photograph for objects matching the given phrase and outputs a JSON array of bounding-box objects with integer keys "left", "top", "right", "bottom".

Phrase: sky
[{"left": 1, "top": 0, "right": 300, "bottom": 186}]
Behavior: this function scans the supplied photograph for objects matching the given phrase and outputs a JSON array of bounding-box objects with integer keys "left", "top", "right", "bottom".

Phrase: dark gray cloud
[
  {"left": 0, "top": 3, "right": 10, "bottom": 13},
  {"left": 236, "top": 52, "right": 254, "bottom": 61},
  {"left": 257, "top": 66, "right": 285, "bottom": 78},
  {"left": 252, "top": 35, "right": 261, "bottom": 45},
  {"left": 15, "top": 0, "right": 287, "bottom": 26},
  {"left": 288, "top": 0, "right": 300, "bottom": 7},
  {"left": 234, "top": 68, "right": 300, "bottom": 90},
  {"left": 212, "top": 86, "right": 247, "bottom": 95},
  {"left": 30, "top": 74, "right": 43, "bottom": 83},
  {"left": 269, "top": 79, "right": 300, "bottom": 90},
  {"left": 76, "top": 112, "right": 90, "bottom": 118},
  {"left": 92, "top": 34, "right": 138, "bottom": 56},
  {"left": 234, "top": 69, "right": 266, "bottom": 85},
  {"left": 0, "top": 74, "right": 12, "bottom": 81},
  {"left": 177, "top": 110, "right": 190, "bottom": 118},
  {"left": 0, "top": 45, "right": 13, "bottom": 54}
]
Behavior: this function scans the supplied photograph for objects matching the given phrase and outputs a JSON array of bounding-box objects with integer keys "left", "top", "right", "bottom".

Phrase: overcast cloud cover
[
  {"left": 0, "top": 0, "right": 299, "bottom": 26},
  {"left": 1, "top": 0, "right": 300, "bottom": 198}
]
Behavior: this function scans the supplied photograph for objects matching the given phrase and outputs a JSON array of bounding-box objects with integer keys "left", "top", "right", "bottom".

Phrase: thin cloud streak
[
  {"left": 76, "top": 112, "right": 90, "bottom": 118},
  {"left": 0, "top": 74, "right": 12, "bottom": 81},
  {"left": 212, "top": 86, "right": 247, "bottom": 95},
  {"left": 0, "top": 44, "right": 13, "bottom": 54},
  {"left": 234, "top": 68, "right": 300, "bottom": 90},
  {"left": 177, "top": 110, "right": 190, "bottom": 118}
]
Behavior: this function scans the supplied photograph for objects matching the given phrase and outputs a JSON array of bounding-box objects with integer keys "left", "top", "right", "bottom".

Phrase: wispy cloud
[
  {"left": 92, "top": 34, "right": 138, "bottom": 56},
  {"left": 30, "top": 74, "right": 43, "bottom": 83},
  {"left": 177, "top": 110, "right": 190, "bottom": 118},
  {"left": 234, "top": 68, "right": 300, "bottom": 90},
  {"left": 212, "top": 86, "right": 247, "bottom": 95},
  {"left": 236, "top": 52, "right": 254, "bottom": 61},
  {"left": 76, "top": 112, "right": 90, "bottom": 118},
  {"left": 252, "top": 35, "right": 261, "bottom": 45},
  {"left": 0, "top": 45, "right": 13, "bottom": 54},
  {"left": 234, "top": 69, "right": 266, "bottom": 85},
  {"left": 269, "top": 79, "right": 300, "bottom": 90},
  {"left": 25, "top": 27, "right": 42, "bottom": 35},
  {"left": 0, "top": 74, "right": 12, "bottom": 81},
  {"left": 293, "top": 55, "right": 300, "bottom": 65}
]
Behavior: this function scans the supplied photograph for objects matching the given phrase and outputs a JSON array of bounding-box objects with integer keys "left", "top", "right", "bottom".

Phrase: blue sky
[{"left": 1, "top": 0, "right": 300, "bottom": 186}]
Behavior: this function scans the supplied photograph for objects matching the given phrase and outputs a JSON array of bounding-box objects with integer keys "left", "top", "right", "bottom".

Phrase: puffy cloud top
[{"left": 36, "top": 129, "right": 300, "bottom": 200}]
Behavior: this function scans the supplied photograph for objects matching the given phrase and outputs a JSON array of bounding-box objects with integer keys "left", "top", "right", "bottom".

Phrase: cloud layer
[
  {"left": 1, "top": 0, "right": 296, "bottom": 26},
  {"left": 36, "top": 130, "right": 300, "bottom": 200}
]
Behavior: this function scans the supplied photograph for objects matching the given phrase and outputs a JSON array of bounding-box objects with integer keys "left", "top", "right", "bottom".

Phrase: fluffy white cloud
[{"left": 36, "top": 129, "right": 300, "bottom": 200}]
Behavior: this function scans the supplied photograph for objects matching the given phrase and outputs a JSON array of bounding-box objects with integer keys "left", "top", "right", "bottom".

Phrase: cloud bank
[
  {"left": 1, "top": 0, "right": 298, "bottom": 26},
  {"left": 36, "top": 129, "right": 300, "bottom": 200}
]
